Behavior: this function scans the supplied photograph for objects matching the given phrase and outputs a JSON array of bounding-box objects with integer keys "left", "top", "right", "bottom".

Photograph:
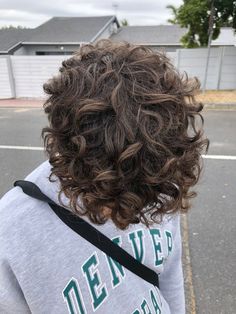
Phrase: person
[{"left": 0, "top": 40, "right": 208, "bottom": 314}]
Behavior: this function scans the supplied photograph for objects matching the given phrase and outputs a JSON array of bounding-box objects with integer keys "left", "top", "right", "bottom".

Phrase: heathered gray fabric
[{"left": 0, "top": 161, "right": 185, "bottom": 313}]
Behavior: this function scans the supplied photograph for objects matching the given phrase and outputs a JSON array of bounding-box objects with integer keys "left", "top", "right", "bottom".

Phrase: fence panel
[
  {"left": 219, "top": 47, "right": 236, "bottom": 90},
  {"left": 0, "top": 56, "right": 14, "bottom": 99},
  {"left": 177, "top": 47, "right": 221, "bottom": 90},
  {"left": 166, "top": 52, "right": 176, "bottom": 66},
  {"left": 176, "top": 47, "right": 236, "bottom": 90},
  {"left": 0, "top": 48, "right": 235, "bottom": 99},
  {"left": 11, "top": 56, "right": 69, "bottom": 98}
]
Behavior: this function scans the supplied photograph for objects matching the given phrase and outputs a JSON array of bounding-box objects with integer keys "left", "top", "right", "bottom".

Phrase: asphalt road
[
  {"left": 0, "top": 108, "right": 235, "bottom": 314},
  {"left": 0, "top": 108, "right": 46, "bottom": 195},
  {"left": 188, "top": 111, "right": 236, "bottom": 314}
]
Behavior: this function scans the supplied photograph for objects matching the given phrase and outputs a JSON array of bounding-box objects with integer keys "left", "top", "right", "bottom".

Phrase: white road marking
[
  {"left": 0, "top": 145, "right": 235, "bottom": 161},
  {"left": 0, "top": 145, "right": 44, "bottom": 151},
  {"left": 202, "top": 154, "right": 236, "bottom": 160},
  {"left": 14, "top": 108, "right": 30, "bottom": 113},
  {"left": 210, "top": 142, "right": 225, "bottom": 147}
]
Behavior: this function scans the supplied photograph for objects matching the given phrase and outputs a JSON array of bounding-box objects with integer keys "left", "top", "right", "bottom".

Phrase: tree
[
  {"left": 167, "top": 0, "right": 236, "bottom": 48},
  {"left": 166, "top": 5, "right": 178, "bottom": 24},
  {"left": 120, "top": 19, "right": 129, "bottom": 26}
]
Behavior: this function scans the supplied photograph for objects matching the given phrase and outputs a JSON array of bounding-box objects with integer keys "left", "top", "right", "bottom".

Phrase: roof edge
[
  {"left": 90, "top": 16, "right": 120, "bottom": 42},
  {"left": 129, "top": 43, "right": 184, "bottom": 46},
  {"left": 5, "top": 41, "right": 23, "bottom": 53},
  {"left": 22, "top": 41, "right": 86, "bottom": 45}
]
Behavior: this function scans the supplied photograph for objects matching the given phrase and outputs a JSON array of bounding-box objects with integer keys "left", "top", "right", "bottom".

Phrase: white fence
[
  {"left": 175, "top": 47, "right": 236, "bottom": 90},
  {"left": 0, "top": 55, "right": 66, "bottom": 99},
  {"left": 0, "top": 56, "right": 14, "bottom": 98},
  {"left": 0, "top": 47, "right": 236, "bottom": 99},
  {"left": 11, "top": 56, "right": 66, "bottom": 98}
]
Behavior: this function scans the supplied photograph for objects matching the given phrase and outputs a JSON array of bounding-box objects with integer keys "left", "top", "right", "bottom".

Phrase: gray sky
[{"left": 0, "top": 0, "right": 183, "bottom": 28}]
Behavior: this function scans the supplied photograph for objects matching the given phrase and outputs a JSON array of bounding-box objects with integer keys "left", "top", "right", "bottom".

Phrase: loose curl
[{"left": 42, "top": 39, "right": 209, "bottom": 230}]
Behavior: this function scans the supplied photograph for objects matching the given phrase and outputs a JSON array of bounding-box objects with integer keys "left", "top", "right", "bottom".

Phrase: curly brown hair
[{"left": 42, "top": 39, "right": 209, "bottom": 230}]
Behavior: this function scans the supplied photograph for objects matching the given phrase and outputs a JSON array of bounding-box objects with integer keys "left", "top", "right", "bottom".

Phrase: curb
[
  {"left": 181, "top": 214, "right": 196, "bottom": 314},
  {"left": 1, "top": 100, "right": 236, "bottom": 110},
  {"left": 0, "top": 99, "right": 44, "bottom": 108},
  {"left": 203, "top": 103, "right": 236, "bottom": 110}
]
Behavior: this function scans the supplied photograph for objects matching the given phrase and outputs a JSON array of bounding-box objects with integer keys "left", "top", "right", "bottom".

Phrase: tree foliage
[
  {"left": 167, "top": 0, "right": 236, "bottom": 47},
  {"left": 120, "top": 19, "right": 129, "bottom": 26},
  {"left": 166, "top": 5, "right": 178, "bottom": 24}
]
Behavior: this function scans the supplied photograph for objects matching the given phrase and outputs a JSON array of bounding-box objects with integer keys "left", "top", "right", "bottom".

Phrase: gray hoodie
[{"left": 0, "top": 161, "right": 185, "bottom": 314}]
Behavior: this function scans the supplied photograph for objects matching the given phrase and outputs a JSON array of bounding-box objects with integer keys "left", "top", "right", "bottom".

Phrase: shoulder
[
  {"left": 0, "top": 161, "right": 55, "bottom": 246},
  {"left": 0, "top": 186, "right": 33, "bottom": 231},
  {"left": 159, "top": 214, "right": 181, "bottom": 238},
  {"left": 0, "top": 160, "right": 51, "bottom": 214}
]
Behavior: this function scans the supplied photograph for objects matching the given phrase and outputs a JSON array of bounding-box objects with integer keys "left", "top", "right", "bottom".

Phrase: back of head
[{"left": 43, "top": 39, "right": 208, "bottom": 230}]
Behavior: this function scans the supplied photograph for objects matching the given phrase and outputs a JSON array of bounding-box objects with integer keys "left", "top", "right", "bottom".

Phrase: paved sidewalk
[
  {"left": 0, "top": 91, "right": 236, "bottom": 110},
  {"left": 0, "top": 98, "right": 44, "bottom": 108},
  {"left": 196, "top": 90, "right": 236, "bottom": 104}
]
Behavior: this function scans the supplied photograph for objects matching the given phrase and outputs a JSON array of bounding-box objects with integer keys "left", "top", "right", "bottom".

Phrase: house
[
  {"left": 0, "top": 17, "right": 235, "bottom": 98},
  {"left": 211, "top": 27, "right": 236, "bottom": 47},
  {"left": 0, "top": 28, "right": 33, "bottom": 55},
  {"left": 110, "top": 25, "right": 186, "bottom": 52},
  {"left": 110, "top": 25, "right": 236, "bottom": 52},
  {"left": 0, "top": 16, "right": 120, "bottom": 55},
  {"left": 1, "top": 16, "right": 235, "bottom": 56}
]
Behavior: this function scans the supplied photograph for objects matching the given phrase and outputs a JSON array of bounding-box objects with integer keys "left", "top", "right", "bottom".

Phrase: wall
[
  {"left": 151, "top": 46, "right": 181, "bottom": 53},
  {"left": 176, "top": 47, "right": 236, "bottom": 90},
  {"left": 219, "top": 47, "right": 236, "bottom": 90},
  {"left": 0, "top": 46, "right": 235, "bottom": 99},
  {"left": 13, "top": 46, "right": 28, "bottom": 56},
  {"left": 0, "top": 56, "right": 15, "bottom": 98},
  {"left": 11, "top": 55, "right": 67, "bottom": 98},
  {"left": 14, "top": 44, "right": 80, "bottom": 56},
  {"left": 94, "top": 22, "right": 117, "bottom": 42}
]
